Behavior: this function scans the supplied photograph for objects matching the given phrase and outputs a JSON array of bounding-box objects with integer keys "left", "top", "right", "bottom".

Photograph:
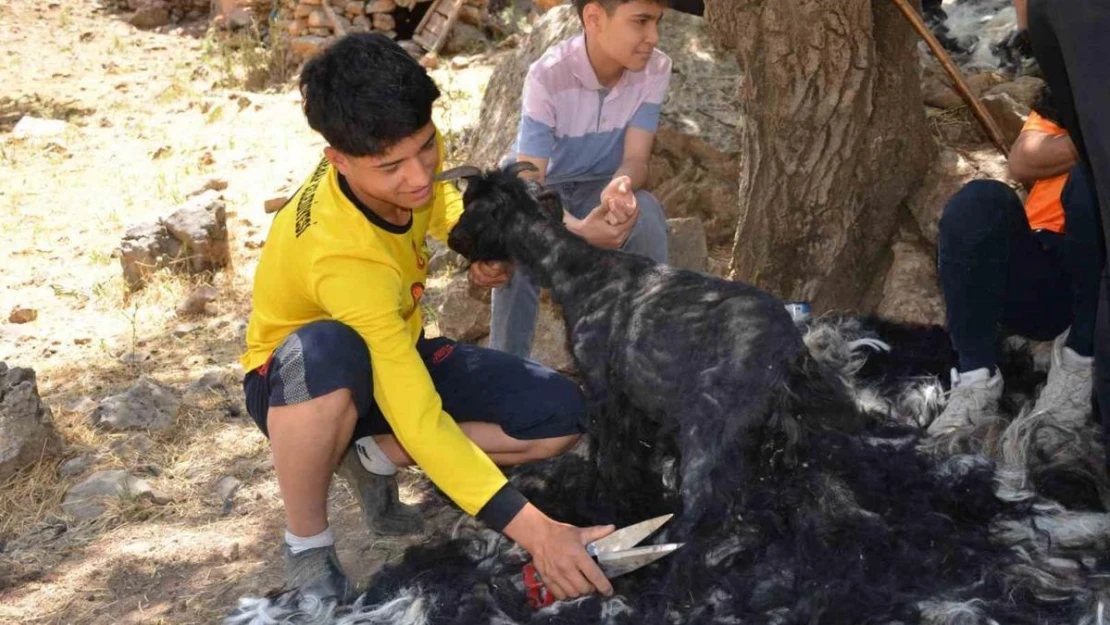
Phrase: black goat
[{"left": 443, "top": 162, "right": 864, "bottom": 533}]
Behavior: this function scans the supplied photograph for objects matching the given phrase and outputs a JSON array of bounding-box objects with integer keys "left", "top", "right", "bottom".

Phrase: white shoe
[
  {"left": 927, "top": 367, "right": 1004, "bottom": 436},
  {"left": 1030, "top": 329, "right": 1093, "bottom": 428}
]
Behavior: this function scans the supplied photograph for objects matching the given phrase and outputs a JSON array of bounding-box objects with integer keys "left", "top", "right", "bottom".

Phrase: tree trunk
[{"left": 706, "top": 0, "right": 933, "bottom": 313}]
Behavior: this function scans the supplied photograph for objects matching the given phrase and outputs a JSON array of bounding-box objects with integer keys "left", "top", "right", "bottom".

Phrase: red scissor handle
[{"left": 522, "top": 562, "right": 555, "bottom": 608}]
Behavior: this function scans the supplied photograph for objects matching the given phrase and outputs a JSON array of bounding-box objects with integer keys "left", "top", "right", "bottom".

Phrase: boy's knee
[
  {"left": 526, "top": 434, "right": 581, "bottom": 461},
  {"left": 938, "top": 180, "right": 1016, "bottom": 245},
  {"left": 627, "top": 190, "right": 669, "bottom": 262}
]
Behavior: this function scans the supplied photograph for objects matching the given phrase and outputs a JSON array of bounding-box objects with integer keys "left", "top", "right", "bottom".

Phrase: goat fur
[{"left": 225, "top": 167, "right": 1110, "bottom": 625}]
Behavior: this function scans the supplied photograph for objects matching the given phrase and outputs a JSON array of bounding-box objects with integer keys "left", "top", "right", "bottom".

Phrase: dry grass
[{"left": 0, "top": 0, "right": 502, "bottom": 620}]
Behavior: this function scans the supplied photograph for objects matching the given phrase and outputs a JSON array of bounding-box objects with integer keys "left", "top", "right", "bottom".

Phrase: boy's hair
[
  {"left": 1031, "top": 84, "right": 1061, "bottom": 126},
  {"left": 573, "top": 0, "right": 668, "bottom": 19},
  {"left": 299, "top": 33, "right": 440, "bottom": 157}
]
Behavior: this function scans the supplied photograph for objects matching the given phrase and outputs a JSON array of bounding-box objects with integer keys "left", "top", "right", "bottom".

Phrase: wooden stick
[
  {"left": 889, "top": 0, "right": 1010, "bottom": 157},
  {"left": 320, "top": 0, "right": 346, "bottom": 37}
]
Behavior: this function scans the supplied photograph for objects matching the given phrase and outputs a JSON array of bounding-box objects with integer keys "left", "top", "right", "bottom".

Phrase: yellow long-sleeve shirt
[{"left": 241, "top": 138, "right": 524, "bottom": 527}]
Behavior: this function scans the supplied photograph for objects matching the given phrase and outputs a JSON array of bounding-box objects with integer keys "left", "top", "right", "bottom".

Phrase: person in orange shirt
[{"left": 929, "top": 86, "right": 1103, "bottom": 436}]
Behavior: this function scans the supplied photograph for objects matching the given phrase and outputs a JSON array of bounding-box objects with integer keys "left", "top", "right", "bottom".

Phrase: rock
[
  {"left": 442, "top": 22, "right": 486, "bottom": 55},
  {"left": 8, "top": 307, "right": 37, "bottom": 324},
  {"left": 92, "top": 377, "right": 181, "bottom": 431},
  {"left": 921, "top": 74, "right": 963, "bottom": 110},
  {"left": 0, "top": 363, "right": 61, "bottom": 482},
  {"left": 291, "top": 36, "right": 329, "bottom": 60},
  {"left": 875, "top": 234, "right": 946, "bottom": 326},
  {"left": 398, "top": 39, "right": 424, "bottom": 57},
  {"left": 109, "top": 433, "right": 156, "bottom": 456},
  {"left": 906, "top": 147, "right": 1010, "bottom": 247},
  {"left": 366, "top": 0, "right": 395, "bottom": 12},
  {"left": 981, "top": 92, "right": 1029, "bottom": 148},
  {"left": 11, "top": 116, "right": 68, "bottom": 140},
  {"left": 965, "top": 71, "right": 1006, "bottom": 96},
  {"left": 66, "top": 396, "right": 98, "bottom": 416},
  {"left": 469, "top": 6, "right": 741, "bottom": 246},
  {"left": 119, "top": 221, "right": 179, "bottom": 289},
  {"left": 172, "top": 323, "right": 199, "bottom": 338},
  {"left": 372, "top": 11, "right": 395, "bottom": 31},
  {"left": 161, "top": 192, "right": 230, "bottom": 274},
  {"left": 216, "top": 475, "right": 241, "bottom": 514},
  {"left": 130, "top": 1, "right": 170, "bottom": 29},
  {"left": 344, "top": 0, "right": 363, "bottom": 15},
  {"left": 58, "top": 454, "right": 93, "bottom": 477},
  {"left": 426, "top": 237, "right": 464, "bottom": 275},
  {"left": 665, "top": 218, "right": 708, "bottom": 273},
  {"left": 420, "top": 52, "right": 440, "bottom": 70},
  {"left": 188, "top": 368, "right": 230, "bottom": 396},
  {"left": 176, "top": 285, "right": 219, "bottom": 317},
  {"left": 984, "top": 76, "right": 1046, "bottom": 111},
  {"left": 436, "top": 273, "right": 490, "bottom": 342},
  {"left": 61, "top": 470, "right": 165, "bottom": 520},
  {"left": 264, "top": 194, "right": 290, "bottom": 213},
  {"left": 188, "top": 177, "right": 229, "bottom": 198},
  {"left": 119, "top": 192, "right": 230, "bottom": 290}
]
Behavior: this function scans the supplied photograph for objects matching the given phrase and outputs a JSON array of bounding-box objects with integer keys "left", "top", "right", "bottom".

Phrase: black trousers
[{"left": 1027, "top": 0, "right": 1110, "bottom": 457}]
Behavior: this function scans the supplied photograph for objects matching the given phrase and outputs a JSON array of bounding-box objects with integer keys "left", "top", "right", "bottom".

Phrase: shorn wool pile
[{"left": 226, "top": 167, "right": 1110, "bottom": 625}]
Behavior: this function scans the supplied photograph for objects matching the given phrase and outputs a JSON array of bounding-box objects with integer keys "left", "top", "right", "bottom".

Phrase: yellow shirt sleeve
[{"left": 309, "top": 249, "right": 508, "bottom": 516}]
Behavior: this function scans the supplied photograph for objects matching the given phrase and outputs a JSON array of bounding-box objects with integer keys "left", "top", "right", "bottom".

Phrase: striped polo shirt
[{"left": 511, "top": 33, "right": 672, "bottom": 185}]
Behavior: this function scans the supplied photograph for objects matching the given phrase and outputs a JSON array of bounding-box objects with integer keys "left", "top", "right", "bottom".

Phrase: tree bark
[{"left": 706, "top": 0, "right": 933, "bottom": 313}]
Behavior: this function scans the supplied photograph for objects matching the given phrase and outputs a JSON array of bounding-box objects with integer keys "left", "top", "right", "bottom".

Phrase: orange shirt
[{"left": 1022, "top": 111, "right": 1069, "bottom": 234}]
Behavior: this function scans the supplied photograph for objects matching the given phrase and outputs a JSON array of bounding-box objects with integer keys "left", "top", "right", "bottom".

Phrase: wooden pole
[{"left": 889, "top": 0, "right": 1010, "bottom": 157}]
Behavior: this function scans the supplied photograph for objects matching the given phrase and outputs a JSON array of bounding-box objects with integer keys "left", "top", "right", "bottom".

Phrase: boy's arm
[
  {"left": 311, "top": 253, "right": 523, "bottom": 524},
  {"left": 515, "top": 71, "right": 557, "bottom": 183},
  {"left": 609, "top": 55, "right": 672, "bottom": 193},
  {"left": 612, "top": 127, "right": 656, "bottom": 191}
]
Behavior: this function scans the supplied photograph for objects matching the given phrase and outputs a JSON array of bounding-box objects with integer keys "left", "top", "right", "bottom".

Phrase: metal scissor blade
[
  {"left": 596, "top": 543, "right": 683, "bottom": 578},
  {"left": 588, "top": 514, "right": 674, "bottom": 555}
]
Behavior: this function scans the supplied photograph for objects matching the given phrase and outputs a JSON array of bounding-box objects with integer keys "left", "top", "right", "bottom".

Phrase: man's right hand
[
  {"left": 503, "top": 503, "right": 615, "bottom": 601},
  {"left": 566, "top": 202, "right": 638, "bottom": 249}
]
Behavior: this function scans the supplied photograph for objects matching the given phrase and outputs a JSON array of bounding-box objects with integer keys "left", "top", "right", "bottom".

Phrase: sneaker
[
  {"left": 927, "top": 367, "right": 1004, "bottom": 436},
  {"left": 336, "top": 448, "right": 424, "bottom": 536},
  {"left": 1030, "top": 330, "right": 1093, "bottom": 427},
  {"left": 283, "top": 543, "right": 354, "bottom": 602}
]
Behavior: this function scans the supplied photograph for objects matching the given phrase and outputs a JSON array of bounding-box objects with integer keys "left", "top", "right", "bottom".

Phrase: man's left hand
[{"left": 469, "top": 260, "right": 514, "bottom": 288}]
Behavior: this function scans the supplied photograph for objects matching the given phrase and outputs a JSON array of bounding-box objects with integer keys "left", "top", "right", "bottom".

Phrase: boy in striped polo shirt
[{"left": 491, "top": 0, "right": 673, "bottom": 357}]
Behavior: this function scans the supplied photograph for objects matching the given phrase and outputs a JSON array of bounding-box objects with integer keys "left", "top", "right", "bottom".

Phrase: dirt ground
[{"left": 0, "top": 1, "right": 497, "bottom": 622}]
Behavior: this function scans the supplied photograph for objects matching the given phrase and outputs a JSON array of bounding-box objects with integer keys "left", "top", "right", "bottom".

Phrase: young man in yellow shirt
[{"left": 241, "top": 33, "right": 614, "bottom": 602}]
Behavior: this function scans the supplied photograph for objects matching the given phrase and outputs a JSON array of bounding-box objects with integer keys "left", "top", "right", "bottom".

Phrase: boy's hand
[
  {"left": 569, "top": 202, "right": 637, "bottom": 249},
  {"left": 505, "top": 503, "right": 615, "bottom": 601},
  {"left": 599, "top": 175, "right": 639, "bottom": 226},
  {"left": 468, "top": 261, "right": 513, "bottom": 288}
]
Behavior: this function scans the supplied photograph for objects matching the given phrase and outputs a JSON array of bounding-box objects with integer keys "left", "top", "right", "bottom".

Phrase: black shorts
[{"left": 243, "top": 320, "right": 586, "bottom": 441}]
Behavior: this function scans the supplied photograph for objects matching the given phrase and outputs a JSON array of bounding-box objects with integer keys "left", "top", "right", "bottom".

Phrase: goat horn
[
  {"left": 435, "top": 166, "right": 483, "bottom": 182},
  {"left": 505, "top": 161, "right": 539, "bottom": 177}
]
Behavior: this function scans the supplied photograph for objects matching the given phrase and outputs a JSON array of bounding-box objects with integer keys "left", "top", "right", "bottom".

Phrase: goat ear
[
  {"left": 435, "top": 166, "right": 483, "bottom": 182},
  {"left": 505, "top": 161, "right": 539, "bottom": 178}
]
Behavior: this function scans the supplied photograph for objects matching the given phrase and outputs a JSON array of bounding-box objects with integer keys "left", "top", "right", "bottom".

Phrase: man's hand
[
  {"left": 468, "top": 261, "right": 513, "bottom": 288},
  {"left": 505, "top": 503, "right": 615, "bottom": 601},
  {"left": 599, "top": 175, "right": 639, "bottom": 226},
  {"left": 566, "top": 201, "right": 638, "bottom": 249}
]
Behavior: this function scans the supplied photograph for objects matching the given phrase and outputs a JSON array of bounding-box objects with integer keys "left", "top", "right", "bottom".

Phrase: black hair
[
  {"left": 1031, "top": 84, "right": 1061, "bottom": 127},
  {"left": 573, "top": 0, "right": 669, "bottom": 20},
  {"left": 299, "top": 33, "right": 440, "bottom": 157}
]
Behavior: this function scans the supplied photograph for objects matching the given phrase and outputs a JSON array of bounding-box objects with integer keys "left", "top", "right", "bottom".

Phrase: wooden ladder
[{"left": 413, "top": 0, "right": 468, "bottom": 54}]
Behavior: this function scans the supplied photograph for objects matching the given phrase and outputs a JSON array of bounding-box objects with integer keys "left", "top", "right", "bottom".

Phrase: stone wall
[{"left": 277, "top": 0, "right": 488, "bottom": 60}]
